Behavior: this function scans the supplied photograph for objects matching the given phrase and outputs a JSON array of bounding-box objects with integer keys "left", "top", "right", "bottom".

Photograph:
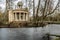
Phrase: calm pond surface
[{"left": 0, "top": 24, "right": 60, "bottom": 40}]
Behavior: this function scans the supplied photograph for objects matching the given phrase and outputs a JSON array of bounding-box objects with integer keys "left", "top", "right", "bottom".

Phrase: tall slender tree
[
  {"left": 33, "top": 0, "right": 35, "bottom": 21},
  {"left": 26, "top": 0, "right": 27, "bottom": 8},
  {"left": 36, "top": 0, "right": 41, "bottom": 21},
  {"left": 5, "top": 0, "right": 17, "bottom": 22},
  {"left": 37, "top": 0, "right": 60, "bottom": 21}
]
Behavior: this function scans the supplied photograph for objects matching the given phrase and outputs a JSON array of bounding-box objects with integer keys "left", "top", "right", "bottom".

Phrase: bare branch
[
  {"left": 42, "top": 0, "right": 47, "bottom": 16},
  {"left": 33, "top": 0, "right": 35, "bottom": 21},
  {"left": 45, "top": 0, "right": 60, "bottom": 16},
  {"left": 36, "top": 0, "right": 41, "bottom": 18}
]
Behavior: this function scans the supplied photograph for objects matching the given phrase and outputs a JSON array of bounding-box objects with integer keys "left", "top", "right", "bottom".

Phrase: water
[
  {"left": 48, "top": 24, "right": 60, "bottom": 35},
  {"left": 0, "top": 24, "right": 60, "bottom": 40}
]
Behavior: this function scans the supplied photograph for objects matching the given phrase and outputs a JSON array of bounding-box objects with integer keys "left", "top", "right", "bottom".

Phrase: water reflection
[
  {"left": 0, "top": 24, "right": 60, "bottom": 40},
  {"left": 0, "top": 27, "right": 48, "bottom": 40},
  {"left": 48, "top": 24, "right": 60, "bottom": 35}
]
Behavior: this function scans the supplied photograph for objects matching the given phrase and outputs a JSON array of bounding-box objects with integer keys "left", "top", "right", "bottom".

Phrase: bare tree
[
  {"left": 36, "top": 0, "right": 41, "bottom": 21},
  {"left": 36, "top": 0, "right": 60, "bottom": 21},
  {"left": 6, "top": 0, "right": 17, "bottom": 10},
  {"left": 26, "top": 0, "right": 27, "bottom": 8},
  {"left": 28, "top": 0, "right": 32, "bottom": 11},
  {"left": 33, "top": 0, "right": 35, "bottom": 21},
  {"left": 5, "top": 0, "right": 17, "bottom": 22},
  {"left": 44, "top": 0, "right": 60, "bottom": 17}
]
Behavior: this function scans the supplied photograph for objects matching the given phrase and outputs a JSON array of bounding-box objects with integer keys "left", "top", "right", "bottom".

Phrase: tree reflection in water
[{"left": 0, "top": 27, "right": 49, "bottom": 40}]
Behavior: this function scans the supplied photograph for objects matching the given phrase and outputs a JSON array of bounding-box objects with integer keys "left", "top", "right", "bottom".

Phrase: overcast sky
[
  {"left": 0, "top": 0, "right": 58, "bottom": 12},
  {"left": 0, "top": 0, "right": 38, "bottom": 9}
]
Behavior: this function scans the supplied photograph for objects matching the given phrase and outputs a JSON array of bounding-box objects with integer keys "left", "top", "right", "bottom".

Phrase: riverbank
[
  {"left": 0, "top": 22, "right": 47, "bottom": 28},
  {"left": 0, "top": 21, "right": 60, "bottom": 28},
  {"left": 47, "top": 21, "right": 60, "bottom": 24}
]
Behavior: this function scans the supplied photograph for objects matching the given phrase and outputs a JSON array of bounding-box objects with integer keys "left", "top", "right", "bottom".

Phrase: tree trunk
[{"left": 33, "top": 0, "right": 35, "bottom": 21}]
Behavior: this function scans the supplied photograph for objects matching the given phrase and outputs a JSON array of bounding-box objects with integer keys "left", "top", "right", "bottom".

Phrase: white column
[
  {"left": 23, "top": 13, "right": 25, "bottom": 21},
  {"left": 26, "top": 13, "right": 27, "bottom": 21},
  {"left": 13, "top": 13, "right": 15, "bottom": 21},
  {"left": 19, "top": 13, "right": 21, "bottom": 21},
  {"left": 24, "top": 13, "right": 26, "bottom": 21},
  {"left": 26, "top": 13, "right": 29, "bottom": 21},
  {"left": 15, "top": 13, "right": 17, "bottom": 21},
  {"left": 25, "top": 13, "right": 26, "bottom": 21},
  {"left": 28, "top": 13, "right": 29, "bottom": 21}
]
